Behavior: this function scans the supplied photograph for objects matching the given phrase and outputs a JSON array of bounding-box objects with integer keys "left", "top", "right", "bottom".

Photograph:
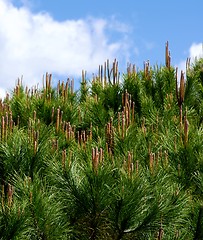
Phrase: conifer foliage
[{"left": 0, "top": 43, "right": 203, "bottom": 239}]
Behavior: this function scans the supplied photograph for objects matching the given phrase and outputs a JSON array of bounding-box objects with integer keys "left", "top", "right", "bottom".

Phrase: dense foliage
[{"left": 1, "top": 45, "right": 203, "bottom": 239}]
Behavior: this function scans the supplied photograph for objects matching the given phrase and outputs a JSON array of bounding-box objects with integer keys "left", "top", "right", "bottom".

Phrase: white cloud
[
  {"left": 0, "top": 0, "right": 131, "bottom": 98},
  {"left": 189, "top": 42, "right": 203, "bottom": 61},
  {"left": 177, "top": 42, "right": 203, "bottom": 79}
]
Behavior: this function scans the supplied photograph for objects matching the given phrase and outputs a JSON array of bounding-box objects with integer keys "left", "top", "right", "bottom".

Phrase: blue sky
[{"left": 0, "top": 0, "right": 202, "bottom": 97}]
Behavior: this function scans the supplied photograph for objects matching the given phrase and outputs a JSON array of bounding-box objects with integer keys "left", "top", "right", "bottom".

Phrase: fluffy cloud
[
  {"left": 189, "top": 43, "right": 203, "bottom": 60},
  {"left": 0, "top": 0, "right": 131, "bottom": 98},
  {"left": 177, "top": 42, "right": 203, "bottom": 79}
]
